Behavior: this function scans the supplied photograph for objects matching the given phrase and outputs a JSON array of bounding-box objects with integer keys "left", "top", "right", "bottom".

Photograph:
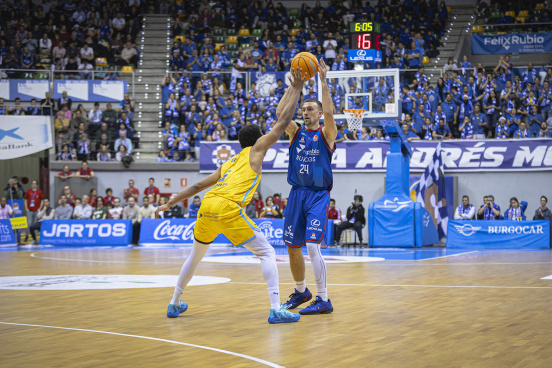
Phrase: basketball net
[{"left": 343, "top": 109, "right": 366, "bottom": 131}]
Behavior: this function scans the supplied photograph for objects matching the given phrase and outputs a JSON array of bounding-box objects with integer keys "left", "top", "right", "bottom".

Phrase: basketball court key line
[{"left": 0, "top": 322, "right": 285, "bottom": 368}]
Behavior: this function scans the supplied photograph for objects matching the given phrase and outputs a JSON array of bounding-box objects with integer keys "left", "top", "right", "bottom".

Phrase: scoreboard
[{"left": 348, "top": 22, "right": 382, "bottom": 62}]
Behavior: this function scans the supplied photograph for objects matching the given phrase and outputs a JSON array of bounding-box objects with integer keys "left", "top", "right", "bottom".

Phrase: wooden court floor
[{"left": 1, "top": 247, "right": 552, "bottom": 367}]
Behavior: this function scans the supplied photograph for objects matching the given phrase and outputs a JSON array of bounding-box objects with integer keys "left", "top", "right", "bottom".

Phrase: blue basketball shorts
[{"left": 283, "top": 187, "right": 330, "bottom": 247}]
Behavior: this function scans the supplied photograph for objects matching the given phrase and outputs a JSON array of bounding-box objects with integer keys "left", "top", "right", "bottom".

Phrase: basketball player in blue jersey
[
  {"left": 277, "top": 58, "right": 337, "bottom": 315},
  {"left": 156, "top": 70, "right": 308, "bottom": 324}
]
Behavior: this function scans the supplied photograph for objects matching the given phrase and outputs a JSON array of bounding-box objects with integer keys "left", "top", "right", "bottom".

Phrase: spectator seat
[
  {"left": 422, "top": 56, "right": 429, "bottom": 64},
  {"left": 240, "top": 43, "right": 251, "bottom": 49},
  {"left": 293, "top": 20, "right": 302, "bottom": 28},
  {"left": 515, "top": 16, "right": 526, "bottom": 23},
  {"left": 290, "top": 29, "right": 300, "bottom": 36},
  {"left": 518, "top": 10, "right": 529, "bottom": 17},
  {"left": 213, "top": 28, "right": 224, "bottom": 36},
  {"left": 535, "top": 3, "right": 545, "bottom": 10},
  {"left": 252, "top": 29, "right": 262, "bottom": 37},
  {"left": 238, "top": 28, "right": 250, "bottom": 36},
  {"left": 289, "top": 9, "right": 300, "bottom": 16},
  {"left": 122, "top": 66, "right": 134, "bottom": 72},
  {"left": 447, "top": 6, "right": 451, "bottom": 13},
  {"left": 491, "top": 11, "right": 500, "bottom": 18},
  {"left": 227, "top": 43, "right": 238, "bottom": 51},
  {"left": 472, "top": 26, "right": 483, "bottom": 33},
  {"left": 175, "top": 36, "right": 185, "bottom": 43},
  {"left": 215, "top": 43, "right": 224, "bottom": 51},
  {"left": 95, "top": 58, "right": 108, "bottom": 66},
  {"left": 227, "top": 36, "right": 238, "bottom": 44},
  {"left": 229, "top": 50, "right": 239, "bottom": 59},
  {"left": 227, "top": 29, "right": 237, "bottom": 36},
  {"left": 505, "top": 11, "right": 516, "bottom": 17},
  {"left": 214, "top": 36, "right": 225, "bottom": 43}
]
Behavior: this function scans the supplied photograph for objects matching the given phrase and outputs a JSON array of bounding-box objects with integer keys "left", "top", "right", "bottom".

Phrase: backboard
[{"left": 316, "top": 68, "right": 401, "bottom": 125}]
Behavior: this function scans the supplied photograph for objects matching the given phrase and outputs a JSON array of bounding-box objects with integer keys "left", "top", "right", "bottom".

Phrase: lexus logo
[
  {"left": 310, "top": 219, "right": 321, "bottom": 227},
  {"left": 357, "top": 50, "right": 366, "bottom": 57}
]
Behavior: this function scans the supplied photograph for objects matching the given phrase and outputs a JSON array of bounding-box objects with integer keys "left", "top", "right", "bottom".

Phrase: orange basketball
[{"left": 291, "top": 52, "right": 319, "bottom": 80}]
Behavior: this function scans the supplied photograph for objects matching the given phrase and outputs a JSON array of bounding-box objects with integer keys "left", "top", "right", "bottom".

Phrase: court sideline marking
[
  {"left": 228, "top": 282, "right": 552, "bottom": 289},
  {"left": 0, "top": 322, "right": 284, "bottom": 368},
  {"left": 27, "top": 252, "right": 552, "bottom": 266}
]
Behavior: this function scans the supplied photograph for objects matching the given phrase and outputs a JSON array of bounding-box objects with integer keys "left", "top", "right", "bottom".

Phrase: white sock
[
  {"left": 295, "top": 280, "right": 306, "bottom": 293},
  {"left": 170, "top": 240, "right": 210, "bottom": 305},
  {"left": 268, "top": 287, "right": 281, "bottom": 311},
  {"left": 306, "top": 242, "right": 328, "bottom": 301},
  {"left": 242, "top": 231, "right": 280, "bottom": 310}
]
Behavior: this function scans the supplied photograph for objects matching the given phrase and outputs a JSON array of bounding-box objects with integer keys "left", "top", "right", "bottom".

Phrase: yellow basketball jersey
[{"left": 205, "top": 147, "right": 260, "bottom": 207}]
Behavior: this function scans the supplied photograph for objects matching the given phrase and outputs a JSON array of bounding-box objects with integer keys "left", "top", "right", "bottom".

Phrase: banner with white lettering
[
  {"left": 200, "top": 139, "right": 552, "bottom": 172},
  {"left": 139, "top": 218, "right": 334, "bottom": 247},
  {"left": 447, "top": 220, "right": 550, "bottom": 249},
  {"left": 472, "top": 33, "right": 552, "bottom": 54},
  {"left": 39, "top": 219, "right": 133, "bottom": 246},
  {"left": 0, "top": 116, "right": 53, "bottom": 160},
  {"left": 0, "top": 219, "right": 16, "bottom": 246}
]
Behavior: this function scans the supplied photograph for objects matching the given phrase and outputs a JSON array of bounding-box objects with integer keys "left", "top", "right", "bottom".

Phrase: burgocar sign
[
  {"left": 39, "top": 219, "right": 133, "bottom": 245},
  {"left": 472, "top": 33, "right": 552, "bottom": 54},
  {"left": 447, "top": 220, "right": 550, "bottom": 249}
]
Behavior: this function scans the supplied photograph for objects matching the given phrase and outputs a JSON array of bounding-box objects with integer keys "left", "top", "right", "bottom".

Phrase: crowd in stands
[
  {"left": 476, "top": 1, "right": 552, "bottom": 32},
  {"left": 454, "top": 194, "right": 552, "bottom": 222},
  {"left": 0, "top": 0, "right": 143, "bottom": 78},
  {"left": 51, "top": 93, "right": 137, "bottom": 163}
]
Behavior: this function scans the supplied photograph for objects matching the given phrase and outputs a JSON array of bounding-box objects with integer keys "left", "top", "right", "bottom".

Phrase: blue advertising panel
[
  {"left": 0, "top": 219, "right": 16, "bottom": 245},
  {"left": 39, "top": 219, "right": 133, "bottom": 246},
  {"left": 139, "top": 218, "right": 334, "bottom": 247},
  {"left": 347, "top": 49, "right": 382, "bottom": 62},
  {"left": 447, "top": 220, "right": 550, "bottom": 249},
  {"left": 200, "top": 139, "right": 552, "bottom": 173},
  {"left": 472, "top": 33, "right": 552, "bottom": 55}
]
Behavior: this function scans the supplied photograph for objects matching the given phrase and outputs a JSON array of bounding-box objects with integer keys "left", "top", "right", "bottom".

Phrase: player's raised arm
[
  {"left": 277, "top": 76, "right": 301, "bottom": 139},
  {"left": 253, "top": 68, "right": 306, "bottom": 153},
  {"left": 155, "top": 166, "right": 222, "bottom": 218},
  {"left": 319, "top": 58, "right": 337, "bottom": 144}
]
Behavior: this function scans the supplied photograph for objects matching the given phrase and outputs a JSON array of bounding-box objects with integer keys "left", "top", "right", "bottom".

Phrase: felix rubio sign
[
  {"left": 472, "top": 33, "right": 552, "bottom": 54},
  {"left": 201, "top": 139, "right": 552, "bottom": 173}
]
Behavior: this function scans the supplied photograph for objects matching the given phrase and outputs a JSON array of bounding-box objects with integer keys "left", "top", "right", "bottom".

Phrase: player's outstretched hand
[
  {"left": 155, "top": 204, "right": 170, "bottom": 219},
  {"left": 288, "top": 68, "right": 307, "bottom": 90},
  {"left": 318, "top": 58, "right": 328, "bottom": 80}
]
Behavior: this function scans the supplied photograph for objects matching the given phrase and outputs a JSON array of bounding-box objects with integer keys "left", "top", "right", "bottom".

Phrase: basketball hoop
[{"left": 343, "top": 109, "right": 366, "bottom": 132}]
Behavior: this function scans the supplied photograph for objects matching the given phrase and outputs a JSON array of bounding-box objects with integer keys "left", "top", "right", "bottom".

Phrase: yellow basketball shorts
[{"left": 194, "top": 196, "right": 259, "bottom": 246}]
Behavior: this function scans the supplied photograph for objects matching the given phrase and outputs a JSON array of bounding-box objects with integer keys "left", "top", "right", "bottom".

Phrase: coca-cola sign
[{"left": 153, "top": 220, "right": 196, "bottom": 241}]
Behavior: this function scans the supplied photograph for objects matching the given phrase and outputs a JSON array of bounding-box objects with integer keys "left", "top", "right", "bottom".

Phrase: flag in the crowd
[{"left": 416, "top": 142, "right": 448, "bottom": 239}]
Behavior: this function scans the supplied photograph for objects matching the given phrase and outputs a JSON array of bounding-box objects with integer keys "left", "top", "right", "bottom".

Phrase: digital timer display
[
  {"left": 349, "top": 33, "right": 380, "bottom": 50},
  {"left": 349, "top": 22, "right": 381, "bottom": 33}
]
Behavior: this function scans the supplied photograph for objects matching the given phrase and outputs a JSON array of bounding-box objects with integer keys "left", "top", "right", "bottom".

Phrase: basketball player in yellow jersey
[{"left": 156, "top": 69, "right": 307, "bottom": 324}]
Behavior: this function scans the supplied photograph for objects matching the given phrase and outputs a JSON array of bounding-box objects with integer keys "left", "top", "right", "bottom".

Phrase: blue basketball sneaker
[
  {"left": 282, "top": 288, "right": 312, "bottom": 309},
  {"left": 299, "top": 296, "right": 333, "bottom": 315},
  {"left": 166, "top": 300, "right": 189, "bottom": 318},
  {"left": 268, "top": 305, "right": 301, "bottom": 324}
]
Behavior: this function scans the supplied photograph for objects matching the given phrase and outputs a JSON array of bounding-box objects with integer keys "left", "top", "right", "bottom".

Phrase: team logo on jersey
[
  {"left": 296, "top": 144, "right": 305, "bottom": 153},
  {"left": 212, "top": 144, "right": 236, "bottom": 167},
  {"left": 313, "top": 135, "right": 318, "bottom": 141},
  {"left": 311, "top": 233, "right": 316, "bottom": 239},
  {"left": 284, "top": 225, "right": 293, "bottom": 239},
  {"left": 311, "top": 219, "right": 320, "bottom": 227}
]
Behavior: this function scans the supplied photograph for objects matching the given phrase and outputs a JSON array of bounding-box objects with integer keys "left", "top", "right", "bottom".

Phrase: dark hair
[
  {"left": 303, "top": 98, "right": 323, "bottom": 111},
  {"left": 541, "top": 196, "right": 548, "bottom": 202},
  {"left": 106, "top": 188, "right": 112, "bottom": 193},
  {"left": 330, "top": 198, "right": 335, "bottom": 203},
  {"left": 462, "top": 195, "right": 469, "bottom": 200},
  {"left": 238, "top": 124, "right": 263, "bottom": 148},
  {"left": 354, "top": 194, "right": 363, "bottom": 202},
  {"left": 509, "top": 197, "right": 519, "bottom": 206}
]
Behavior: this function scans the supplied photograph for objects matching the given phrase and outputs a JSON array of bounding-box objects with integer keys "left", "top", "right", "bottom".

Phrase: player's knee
[{"left": 306, "top": 242, "right": 320, "bottom": 254}]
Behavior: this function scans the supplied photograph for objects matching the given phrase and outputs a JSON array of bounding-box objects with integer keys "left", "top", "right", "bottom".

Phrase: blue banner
[
  {"left": 447, "top": 220, "right": 550, "bottom": 249},
  {"left": 251, "top": 71, "right": 288, "bottom": 97},
  {"left": 347, "top": 49, "right": 382, "bottom": 62},
  {"left": 39, "top": 219, "right": 133, "bottom": 246},
  {"left": 0, "top": 219, "right": 16, "bottom": 245},
  {"left": 472, "top": 33, "right": 552, "bottom": 54},
  {"left": 139, "top": 218, "right": 334, "bottom": 247},
  {"left": 200, "top": 139, "right": 552, "bottom": 173},
  {"left": 53, "top": 80, "right": 127, "bottom": 102},
  {"left": 0, "top": 79, "right": 50, "bottom": 101}
]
